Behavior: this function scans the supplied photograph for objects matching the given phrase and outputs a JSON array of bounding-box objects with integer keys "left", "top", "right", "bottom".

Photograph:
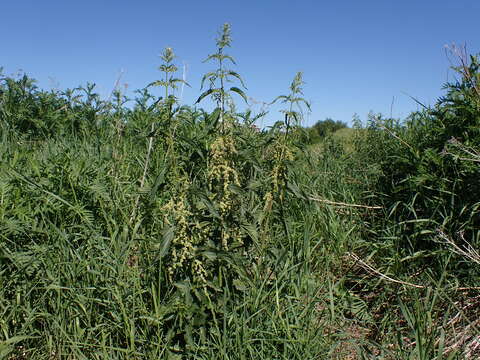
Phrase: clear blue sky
[{"left": 1, "top": 0, "right": 478, "bottom": 127}]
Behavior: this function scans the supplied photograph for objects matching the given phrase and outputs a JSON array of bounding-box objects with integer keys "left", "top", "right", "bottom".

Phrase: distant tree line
[{"left": 303, "top": 118, "right": 347, "bottom": 144}]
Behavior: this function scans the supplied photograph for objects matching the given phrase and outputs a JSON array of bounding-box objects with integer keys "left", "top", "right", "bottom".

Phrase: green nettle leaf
[
  {"left": 196, "top": 89, "right": 216, "bottom": 104},
  {"left": 220, "top": 54, "right": 236, "bottom": 64},
  {"left": 200, "top": 72, "right": 218, "bottom": 89},
  {"left": 272, "top": 95, "right": 289, "bottom": 103},
  {"left": 203, "top": 54, "right": 236, "bottom": 64},
  {"left": 171, "top": 77, "right": 190, "bottom": 88},
  {"left": 229, "top": 87, "right": 248, "bottom": 103},
  {"left": 148, "top": 80, "right": 168, "bottom": 88},
  {"left": 226, "top": 71, "right": 245, "bottom": 85}
]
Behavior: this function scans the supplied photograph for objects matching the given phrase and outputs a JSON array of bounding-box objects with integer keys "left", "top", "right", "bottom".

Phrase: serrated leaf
[
  {"left": 170, "top": 78, "right": 191, "bottom": 87},
  {"left": 203, "top": 54, "right": 221, "bottom": 63},
  {"left": 227, "top": 71, "right": 247, "bottom": 88},
  {"left": 200, "top": 72, "right": 217, "bottom": 90},
  {"left": 270, "top": 95, "right": 289, "bottom": 105},
  {"left": 222, "top": 55, "right": 236, "bottom": 64},
  {"left": 148, "top": 80, "right": 168, "bottom": 88},
  {"left": 230, "top": 87, "right": 248, "bottom": 103},
  {"left": 196, "top": 88, "right": 216, "bottom": 104}
]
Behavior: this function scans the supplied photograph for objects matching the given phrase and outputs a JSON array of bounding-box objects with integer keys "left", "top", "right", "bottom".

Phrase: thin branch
[
  {"left": 377, "top": 123, "right": 415, "bottom": 152},
  {"left": 308, "top": 196, "right": 383, "bottom": 210},
  {"left": 437, "top": 230, "right": 480, "bottom": 265},
  {"left": 130, "top": 123, "right": 155, "bottom": 224},
  {"left": 348, "top": 252, "right": 426, "bottom": 289}
]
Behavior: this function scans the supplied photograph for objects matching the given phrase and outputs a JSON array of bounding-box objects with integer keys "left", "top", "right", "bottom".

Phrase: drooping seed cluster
[
  {"left": 264, "top": 140, "right": 294, "bottom": 211},
  {"left": 161, "top": 178, "right": 208, "bottom": 285},
  {"left": 208, "top": 134, "right": 242, "bottom": 250}
]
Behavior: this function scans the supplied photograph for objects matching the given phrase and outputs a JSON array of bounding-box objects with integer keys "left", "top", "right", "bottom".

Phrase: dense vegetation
[
  {"left": 303, "top": 118, "right": 348, "bottom": 145},
  {"left": 1, "top": 25, "right": 479, "bottom": 359}
]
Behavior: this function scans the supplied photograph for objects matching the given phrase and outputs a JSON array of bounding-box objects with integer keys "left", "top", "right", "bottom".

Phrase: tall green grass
[{"left": 1, "top": 28, "right": 479, "bottom": 359}]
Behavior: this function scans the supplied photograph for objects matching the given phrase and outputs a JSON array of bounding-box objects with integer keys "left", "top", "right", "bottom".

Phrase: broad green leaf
[
  {"left": 230, "top": 87, "right": 248, "bottom": 103},
  {"left": 196, "top": 88, "right": 216, "bottom": 104}
]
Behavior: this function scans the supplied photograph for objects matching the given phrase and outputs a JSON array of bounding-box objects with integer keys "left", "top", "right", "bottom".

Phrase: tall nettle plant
[
  {"left": 263, "top": 72, "right": 311, "bottom": 240},
  {"left": 149, "top": 47, "right": 189, "bottom": 171},
  {"left": 155, "top": 25, "right": 250, "bottom": 299},
  {"left": 195, "top": 23, "right": 248, "bottom": 251},
  {"left": 131, "top": 47, "right": 187, "bottom": 223},
  {"left": 196, "top": 23, "right": 247, "bottom": 130}
]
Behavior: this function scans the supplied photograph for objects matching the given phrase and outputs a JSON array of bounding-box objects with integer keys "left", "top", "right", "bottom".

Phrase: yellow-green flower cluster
[
  {"left": 264, "top": 141, "right": 294, "bottom": 207},
  {"left": 161, "top": 179, "right": 209, "bottom": 285},
  {"left": 209, "top": 136, "right": 240, "bottom": 187},
  {"left": 208, "top": 135, "right": 242, "bottom": 250}
]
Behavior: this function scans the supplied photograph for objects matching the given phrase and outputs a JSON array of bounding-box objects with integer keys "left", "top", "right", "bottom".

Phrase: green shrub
[
  {"left": 354, "top": 54, "right": 480, "bottom": 279},
  {"left": 303, "top": 118, "right": 348, "bottom": 144}
]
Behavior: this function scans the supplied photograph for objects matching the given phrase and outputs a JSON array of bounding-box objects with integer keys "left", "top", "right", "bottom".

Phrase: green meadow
[{"left": 1, "top": 24, "right": 479, "bottom": 359}]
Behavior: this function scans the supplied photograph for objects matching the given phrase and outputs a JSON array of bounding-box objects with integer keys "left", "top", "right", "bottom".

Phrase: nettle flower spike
[
  {"left": 196, "top": 23, "right": 248, "bottom": 129},
  {"left": 217, "top": 23, "right": 232, "bottom": 49},
  {"left": 149, "top": 47, "right": 189, "bottom": 99}
]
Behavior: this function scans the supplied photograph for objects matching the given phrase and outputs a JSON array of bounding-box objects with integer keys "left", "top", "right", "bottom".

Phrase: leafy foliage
[
  {"left": 353, "top": 54, "right": 480, "bottom": 281},
  {"left": 1, "top": 26, "right": 479, "bottom": 359},
  {"left": 304, "top": 118, "right": 348, "bottom": 144}
]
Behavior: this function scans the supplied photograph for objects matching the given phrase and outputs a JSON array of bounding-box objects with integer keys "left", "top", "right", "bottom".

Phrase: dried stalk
[
  {"left": 309, "top": 196, "right": 383, "bottom": 210},
  {"left": 437, "top": 230, "right": 480, "bottom": 265},
  {"left": 348, "top": 252, "right": 426, "bottom": 289},
  {"left": 130, "top": 123, "right": 155, "bottom": 224}
]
